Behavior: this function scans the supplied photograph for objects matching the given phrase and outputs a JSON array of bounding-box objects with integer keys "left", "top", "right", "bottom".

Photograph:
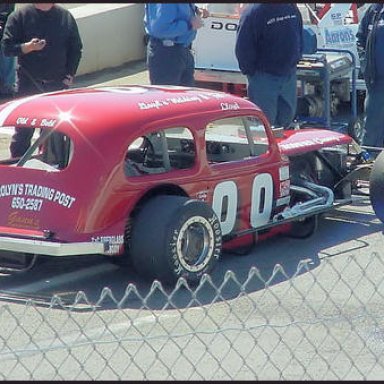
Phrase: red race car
[{"left": 0, "top": 85, "right": 382, "bottom": 284}]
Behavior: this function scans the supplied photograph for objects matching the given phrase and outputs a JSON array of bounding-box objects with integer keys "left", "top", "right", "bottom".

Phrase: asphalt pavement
[
  {"left": 75, "top": 59, "right": 149, "bottom": 88},
  {"left": 0, "top": 59, "right": 149, "bottom": 105}
]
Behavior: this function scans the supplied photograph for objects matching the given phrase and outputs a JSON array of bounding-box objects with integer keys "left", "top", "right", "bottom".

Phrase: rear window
[{"left": 0, "top": 126, "right": 73, "bottom": 171}]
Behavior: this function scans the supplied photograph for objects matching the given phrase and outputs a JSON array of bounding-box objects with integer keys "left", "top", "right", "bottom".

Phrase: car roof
[{"left": 0, "top": 85, "right": 259, "bottom": 138}]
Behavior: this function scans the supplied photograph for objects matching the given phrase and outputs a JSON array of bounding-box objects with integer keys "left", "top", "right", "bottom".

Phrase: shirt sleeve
[
  {"left": 1, "top": 11, "right": 24, "bottom": 57},
  {"left": 235, "top": 7, "right": 259, "bottom": 76},
  {"left": 65, "top": 13, "right": 83, "bottom": 76},
  {"left": 356, "top": 6, "right": 371, "bottom": 53}
]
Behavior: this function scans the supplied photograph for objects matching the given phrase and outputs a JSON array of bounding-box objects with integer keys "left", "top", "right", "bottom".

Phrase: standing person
[
  {"left": 1, "top": 3, "right": 83, "bottom": 158},
  {"left": 356, "top": 3, "right": 384, "bottom": 149},
  {"left": 235, "top": 4, "right": 303, "bottom": 128},
  {"left": 0, "top": 3, "right": 16, "bottom": 98},
  {"left": 144, "top": 3, "right": 209, "bottom": 86}
]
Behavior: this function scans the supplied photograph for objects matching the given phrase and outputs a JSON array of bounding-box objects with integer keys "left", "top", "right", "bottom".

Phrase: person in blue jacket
[
  {"left": 235, "top": 4, "right": 303, "bottom": 128},
  {"left": 144, "top": 3, "right": 208, "bottom": 86},
  {"left": 356, "top": 3, "right": 384, "bottom": 149}
]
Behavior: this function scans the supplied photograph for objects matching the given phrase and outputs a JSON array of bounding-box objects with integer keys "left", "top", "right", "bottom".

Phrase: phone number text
[{"left": 11, "top": 197, "right": 43, "bottom": 211}]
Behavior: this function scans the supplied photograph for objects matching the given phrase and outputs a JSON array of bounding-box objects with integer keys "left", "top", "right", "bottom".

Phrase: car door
[{"left": 203, "top": 115, "right": 290, "bottom": 238}]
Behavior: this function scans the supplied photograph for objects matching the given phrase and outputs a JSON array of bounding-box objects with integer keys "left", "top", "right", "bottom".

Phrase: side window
[
  {"left": 205, "top": 117, "right": 255, "bottom": 163},
  {"left": 205, "top": 116, "right": 269, "bottom": 164},
  {"left": 245, "top": 116, "right": 269, "bottom": 156},
  {"left": 205, "top": 117, "right": 251, "bottom": 163},
  {"left": 124, "top": 127, "right": 195, "bottom": 177},
  {"left": 164, "top": 127, "right": 195, "bottom": 169}
]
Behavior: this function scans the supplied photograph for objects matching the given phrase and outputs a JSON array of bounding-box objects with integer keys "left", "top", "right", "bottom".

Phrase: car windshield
[{"left": 0, "top": 126, "right": 73, "bottom": 171}]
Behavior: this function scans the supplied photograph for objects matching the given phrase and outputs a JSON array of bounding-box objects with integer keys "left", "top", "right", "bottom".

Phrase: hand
[
  {"left": 197, "top": 7, "right": 210, "bottom": 18},
  {"left": 62, "top": 74, "right": 73, "bottom": 87},
  {"left": 22, "top": 38, "right": 46, "bottom": 54},
  {"left": 191, "top": 15, "right": 204, "bottom": 30}
]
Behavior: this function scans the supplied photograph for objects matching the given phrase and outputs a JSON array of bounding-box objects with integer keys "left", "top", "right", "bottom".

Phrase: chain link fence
[{"left": 1, "top": 250, "right": 384, "bottom": 380}]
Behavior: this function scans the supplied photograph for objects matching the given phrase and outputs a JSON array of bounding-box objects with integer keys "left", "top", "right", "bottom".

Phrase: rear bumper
[{"left": 0, "top": 236, "right": 106, "bottom": 256}]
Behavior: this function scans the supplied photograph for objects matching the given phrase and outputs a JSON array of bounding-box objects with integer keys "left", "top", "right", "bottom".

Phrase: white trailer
[
  {"left": 192, "top": 3, "right": 369, "bottom": 140},
  {"left": 193, "top": 3, "right": 368, "bottom": 90}
]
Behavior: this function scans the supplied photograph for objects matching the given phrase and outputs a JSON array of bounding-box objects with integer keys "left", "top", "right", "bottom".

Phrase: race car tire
[
  {"left": 286, "top": 215, "right": 318, "bottom": 239},
  {"left": 284, "top": 179, "right": 318, "bottom": 239},
  {"left": 130, "top": 195, "right": 222, "bottom": 284},
  {"left": 369, "top": 150, "right": 384, "bottom": 223}
]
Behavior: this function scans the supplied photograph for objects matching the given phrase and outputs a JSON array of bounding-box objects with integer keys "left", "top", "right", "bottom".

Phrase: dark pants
[
  {"left": 146, "top": 38, "right": 195, "bottom": 86},
  {"left": 363, "top": 80, "right": 384, "bottom": 148},
  {"left": 10, "top": 72, "right": 67, "bottom": 158},
  {"left": 247, "top": 70, "right": 297, "bottom": 128},
  {"left": 0, "top": 46, "right": 16, "bottom": 95}
]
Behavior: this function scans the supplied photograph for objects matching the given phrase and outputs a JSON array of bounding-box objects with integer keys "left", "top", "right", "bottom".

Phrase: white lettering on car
[
  {"left": 16, "top": 117, "right": 29, "bottom": 125},
  {"left": 11, "top": 197, "right": 43, "bottom": 211},
  {"left": 212, "top": 173, "right": 275, "bottom": 236},
  {"left": 0, "top": 94, "right": 43, "bottom": 126},
  {"left": 212, "top": 180, "right": 238, "bottom": 236},
  {"left": 279, "top": 136, "right": 340, "bottom": 150},
  {"left": 0, "top": 183, "right": 76, "bottom": 211},
  {"left": 14, "top": 116, "right": 57, "bottom": 127},
  {"left": 40, "top": 118, "right": 57, "bottom": 127},
  {"left": 220, "top": 102, "right": 240, "bottom": 111},
  {"left": 250, "top": 173, "right": 273, "bottom": 229},
  {"left": 91, "top": 235, "right": 124, "bottom": 255},
  {"left": 137, "top": 92, "right": 227, "bottom": 111}
]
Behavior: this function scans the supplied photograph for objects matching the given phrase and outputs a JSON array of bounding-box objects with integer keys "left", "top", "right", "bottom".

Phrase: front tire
[
  {"left": 370, "top": 150, "right": 384, "bottom": 223},
  {"left": 130, "top": 196, "right": 222, "bottom": 284},
  {"left": 286, "top": 215, "right": 318, "bottom": 239}
]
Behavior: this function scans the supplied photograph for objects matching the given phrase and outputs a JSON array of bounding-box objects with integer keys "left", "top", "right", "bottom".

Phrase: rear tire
[
  {"left": 286, "top": 215, "right": 318, "bottom": 239},
  {"left": 370, "top": 150, "right": 384, "bottom": 223},
  {"left": 130, "top": 196, "right": 222, "bottom": 284}
]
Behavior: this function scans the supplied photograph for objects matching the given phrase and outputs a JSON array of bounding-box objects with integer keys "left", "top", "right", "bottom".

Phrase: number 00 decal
[
  {"left": 212, "top": 180, "right": 237, "bottom": 236},
  {"left": 212, "top": 173, "right": 274, "bottom": 236},
  {"left": 250, "top": 173, "right": 273, "bottom": 228}
]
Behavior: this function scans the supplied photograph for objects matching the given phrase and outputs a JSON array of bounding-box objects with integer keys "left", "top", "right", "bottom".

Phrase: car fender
[{"left": 274, "top": 128, "right": 352, "bottom": 157}]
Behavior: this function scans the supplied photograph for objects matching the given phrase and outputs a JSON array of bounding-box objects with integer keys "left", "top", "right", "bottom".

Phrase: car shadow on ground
[
  {"left": 0, "top": 202, "right": 381, "bottom": 311},
  {"left": 85, "top": 205, "right": 383, "bottom": 310}
]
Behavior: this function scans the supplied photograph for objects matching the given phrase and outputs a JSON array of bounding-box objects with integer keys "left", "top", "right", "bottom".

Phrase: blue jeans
[
  {"left": 0, "top": 47, "right": 16, "bottom": 94},
  {"left": 147, "top": 38, "right": 195, "bottom": 86},
  {"left": 363, "top": 81, "right": 384, "bottom": 147},
  {"left": 247, "top": 71, "right": 297, "bottom": 128}
]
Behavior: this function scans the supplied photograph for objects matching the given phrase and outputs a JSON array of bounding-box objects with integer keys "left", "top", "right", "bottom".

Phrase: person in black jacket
[
  {"left": 356, "top": 3, "right": 384, "bottom": 149},
  {"left": 235, "top": 4, "right": 303, "bottom": 128},
  {"left": 1, "top": 3, "right": 83, "bottom": 158},
  {"left": 0, "top": 3, "right": 16, "bottom": 97}
]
